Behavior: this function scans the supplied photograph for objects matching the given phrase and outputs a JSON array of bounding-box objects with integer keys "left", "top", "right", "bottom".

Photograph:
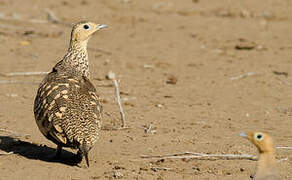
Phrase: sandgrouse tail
[
  {"left": 240, "top": 131, "right": 280, "bottom": 180},
  {"left": 34, "top": 21, "right": 106, "bottom": 167}
]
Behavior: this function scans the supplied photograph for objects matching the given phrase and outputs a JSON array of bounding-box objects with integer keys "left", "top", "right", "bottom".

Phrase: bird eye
[
  {"left": 83, "top": 24, "right": 90, "bottom": 30},
  {"left": 254, "top": 133, "right": 263, "bottom": 140}
]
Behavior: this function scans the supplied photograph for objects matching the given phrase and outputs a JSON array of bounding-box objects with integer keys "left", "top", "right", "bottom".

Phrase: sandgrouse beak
[
  {"left": 97, "top": 24, "right": 107, "bottom": 30},
  {"left": 239, "top": 132, "right": 247, "bottom": 138}
]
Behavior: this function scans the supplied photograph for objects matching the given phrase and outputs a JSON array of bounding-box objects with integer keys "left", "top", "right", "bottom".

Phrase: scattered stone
[
  {"left": 19, "top": 40, "right": 31, "bottom": 46},
  {"left": 22, "top": 30, "right": 35, "bottom": 36},
  {"left": 273, "top": 71, "right": 288, "bottom": 77},
  {"left": 215, "top": 9, "right": 235, "bottom": 18},
  {"left": 143, "top": 64, "right": 154, "bottom": 69},
  {"left": 140, "top": 167, "right": 148, "bottom": 171},
  {"left": 166, "top": 75, "right": 177, "bottom": 85},
  {"left": 103, "top": 59, "right": 110, "bottom": 65},
  {"left": 235, "top": 38, "right": 257, "bottom": 50},
  {"left": 156, "top": 104, "right": 163, "bottom": 108}
]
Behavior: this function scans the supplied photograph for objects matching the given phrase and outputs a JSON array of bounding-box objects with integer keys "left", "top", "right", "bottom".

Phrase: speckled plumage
[{"left": 34, "top": 21, "right": 106, "bottom": 167}]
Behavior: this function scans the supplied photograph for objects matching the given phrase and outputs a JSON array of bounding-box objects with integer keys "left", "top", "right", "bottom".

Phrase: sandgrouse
[
  {"left": 240, "top": 131, "right": 280, "bottom": 180},
  {"left": 34, "top": 21, "right": 106, "bottom": 167}
]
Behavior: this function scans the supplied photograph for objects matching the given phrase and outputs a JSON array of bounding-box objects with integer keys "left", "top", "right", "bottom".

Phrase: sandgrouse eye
[
  {"left": 83, "top": 24, "right": 90, "bottom": 30},
  {"left": 257, "top": 134, "right": 262, "bottom": 139}
]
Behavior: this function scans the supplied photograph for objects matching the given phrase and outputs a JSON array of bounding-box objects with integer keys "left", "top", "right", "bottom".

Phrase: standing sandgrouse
[
  {"left": 34, "top": 21, "right": 106, "bottom": 167},
  {"left": 240, "top": 131, "right": 280, "bottom": 180}
]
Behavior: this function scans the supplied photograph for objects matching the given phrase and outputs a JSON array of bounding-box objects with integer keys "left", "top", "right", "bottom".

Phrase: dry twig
[
  {"left": 277, "top": 158, "right": 288, "bottom": 163},
  {"left": 113, "top": 79, "right": 126, "bottom": 128},
  {"left": 230, "top": 72, "right": 256, "bottom": 80},
  {"left": 1, "top": 71, "right": 49, "bottom": 77},
  {"left": 276, "top": 146, "right": 292, "bottom": 150}
]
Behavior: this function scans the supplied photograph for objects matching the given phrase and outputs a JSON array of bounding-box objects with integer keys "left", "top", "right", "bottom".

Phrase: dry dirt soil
[{"left": 0, "top": 0, "right": 292, "bottom": 179}]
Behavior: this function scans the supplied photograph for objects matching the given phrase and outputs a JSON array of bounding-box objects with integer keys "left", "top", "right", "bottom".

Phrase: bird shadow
[{"left": 0, "top": 136, "right": 81, "bottom": 166}]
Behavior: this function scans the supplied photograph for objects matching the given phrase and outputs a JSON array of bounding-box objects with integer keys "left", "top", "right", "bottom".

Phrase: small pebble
[
  {"left": 156, "top": 104, "right": 163, "bottom": 108},
  {"left": 166, "top": 75, "right": 177, "bottom": 85},
  {"left": 143, "top": 64, "right": 154, "bottom": 69},
  {"left": 19, "top": 40, "right": 31, "bottom": 46}
]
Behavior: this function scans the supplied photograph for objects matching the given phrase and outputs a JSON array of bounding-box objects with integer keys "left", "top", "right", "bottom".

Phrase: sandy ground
[{"left": 0, "top": 0, "right": 292, "bottom": 179}]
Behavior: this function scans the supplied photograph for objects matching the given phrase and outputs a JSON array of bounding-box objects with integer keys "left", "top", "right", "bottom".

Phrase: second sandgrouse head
[
  {"left": 239, "top": 131, "right": 274, "bottom": 153},
  {"left": 239, "top": 131, "right": 280, "bottom": 180}
]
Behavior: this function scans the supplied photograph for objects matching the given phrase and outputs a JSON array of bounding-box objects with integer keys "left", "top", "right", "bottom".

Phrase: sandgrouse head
[
  {"left": 240, "top": 131, "right": 274, "bottom": 153},
  {"left": 70, "top": 21, "right": 106, "bottom": 44}
]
